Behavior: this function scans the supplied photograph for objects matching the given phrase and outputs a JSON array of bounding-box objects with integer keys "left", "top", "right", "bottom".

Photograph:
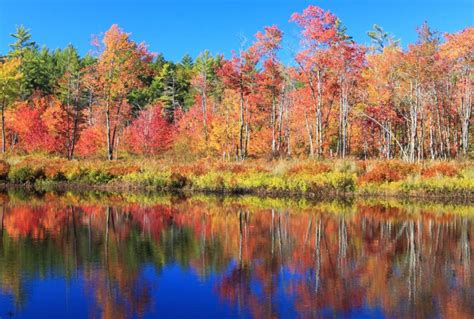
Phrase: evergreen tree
[{"left": 9, "top": 25, "right": 37, "bottom": 57}]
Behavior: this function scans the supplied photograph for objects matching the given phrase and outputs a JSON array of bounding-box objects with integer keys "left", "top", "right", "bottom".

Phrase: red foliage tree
[
  {"left": 7, "top": 94, "right": 58, "bottom": 153},
  {"left": 124, "top": 104, "right": 174, "bottom": 156}
]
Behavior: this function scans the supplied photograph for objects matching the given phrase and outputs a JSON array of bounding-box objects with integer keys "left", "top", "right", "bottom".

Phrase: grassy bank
[{"left": 1, "top": 155, "right": 473, "bottom": 200}]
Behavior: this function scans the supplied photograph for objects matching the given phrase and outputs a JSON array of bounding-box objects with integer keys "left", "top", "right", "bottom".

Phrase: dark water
[{"left": 0, "top": 192, "right": 472, "bottom": 319}]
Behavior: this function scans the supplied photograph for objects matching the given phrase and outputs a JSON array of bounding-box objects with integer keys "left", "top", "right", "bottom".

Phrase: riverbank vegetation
[{"left": 1, "top": 156, "right": 473, "bottom": 199}]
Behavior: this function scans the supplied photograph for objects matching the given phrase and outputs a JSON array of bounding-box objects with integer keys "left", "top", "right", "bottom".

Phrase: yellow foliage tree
[{"left": 0, "top": 57, "right": 22, "bottom": 153}]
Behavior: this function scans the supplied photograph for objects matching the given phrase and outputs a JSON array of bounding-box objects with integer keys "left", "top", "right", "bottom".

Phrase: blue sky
[{"left": 0, "top": 0, "right": 472, "bottom": 63}]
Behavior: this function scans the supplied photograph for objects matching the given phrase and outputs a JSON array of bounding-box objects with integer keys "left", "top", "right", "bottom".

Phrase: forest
[
  {"left": 0, "top": 5, "right": 473, "bottom": 198},
  {"left": 0, "top": 5, "right": 472, "bottom": 162}
]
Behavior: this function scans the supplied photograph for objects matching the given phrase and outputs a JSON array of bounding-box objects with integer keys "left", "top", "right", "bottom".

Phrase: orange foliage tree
[{"left": 88, "top": 24, "right": 153, "bottom": 160}]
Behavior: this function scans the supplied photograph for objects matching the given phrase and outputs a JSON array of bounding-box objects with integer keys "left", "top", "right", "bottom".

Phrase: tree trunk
[
  {"left": 278, "top": 94, "right": 285, "bottom": 154},
  {"left": 409, "top": 81, "right": 419, "bottom": 162},
  {"left": 69, "top": 107, "right": 80, "bottom": 160},
  {"left": 106, "top": 107, "right": 114, "bottom": 160},
  {"left": 461, "top": 76, "right": 472, "bottom": 155},
  {"left": 271, "top": 97, "right": 276, "bottom": 155},
  {"left": 304, "top": 107, "right": 314, "bottom": 157},
  {"left": 316, "top": 70, "right": 323, "bottom": 157},
  {"left": 239, "top": 88, "right": 245, "bottom": 160},
  {"left": 1, "top": 103, "right": 5, "bottom": 154},
  {"left": 202, "top": 90, "right": 208, "bottom": 143},
  {"left": 429, "top": 116, "right": 435, "bottom": 159},
  {"left": 338, "top": 81, "right": 349, "bottom": 158}
]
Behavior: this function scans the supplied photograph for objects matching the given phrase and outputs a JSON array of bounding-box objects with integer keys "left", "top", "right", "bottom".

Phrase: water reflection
[{"left": 0, "top": 192, "right": 472, "bottom": 318}]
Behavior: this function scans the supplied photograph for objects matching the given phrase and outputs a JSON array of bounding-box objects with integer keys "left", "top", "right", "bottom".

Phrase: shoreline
[
  {"left": 2, "top": 157, "right": 473, "bottom": 204},
  {"left": 2, "top": 180, "right": 473, "bottom": 204}
]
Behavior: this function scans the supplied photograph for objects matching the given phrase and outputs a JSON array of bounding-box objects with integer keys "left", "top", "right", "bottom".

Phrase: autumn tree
[
  {"left": 192, "top": 50, "right": 217, "bottom": 143},
  {"left": 219, "top": 36, "right": 263, "bottom": 159},
  {"left": 124, "top": 103, "right": 174, "bottom": 156},
  {"left": 254, "top": 26, "right": 284, "bottom": 156},
  {"left": 403, "top": 22, "right": 442, "bottom": 161},
  {"left": 291, "top": 6, "right": 365, "bottom": 158},
  {"left": 441, "top": 27, "right": 473, "bottom": 156},
  {"left": 363, "top": 45, "right": 407, "bottom": 159},
  {"left": 90, "top": 24, "right": 153, "bottom": 160},
  {"left": 291, "top": 6, "right": 340, "bottom": 157},
  {"left": 331, "top": 33, "right": 365, "bottom": 158},
  {"left": 8, "top": 94, "right": 57, "bottom": 153},
  {"left": 0, "top": 57, "right": 22, "bottom": 153}
]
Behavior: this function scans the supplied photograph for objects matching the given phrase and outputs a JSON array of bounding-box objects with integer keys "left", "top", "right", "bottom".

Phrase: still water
[{"left": 0, "top": 191, "right": 472, "bottom": 319}]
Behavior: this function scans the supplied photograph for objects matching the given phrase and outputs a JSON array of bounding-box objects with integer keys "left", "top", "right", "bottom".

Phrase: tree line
[{"left": 0, "top": 5, "right": 472, "bottom": 161}]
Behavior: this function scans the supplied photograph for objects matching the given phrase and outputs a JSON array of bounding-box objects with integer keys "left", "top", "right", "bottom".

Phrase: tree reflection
[{"left": 0, "top": 194, "right": 471, "bottom": 318}]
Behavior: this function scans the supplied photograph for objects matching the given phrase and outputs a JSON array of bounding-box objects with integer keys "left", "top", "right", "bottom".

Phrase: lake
[{"left": 0, "top": 191, "right": 472, "bottom": 318}]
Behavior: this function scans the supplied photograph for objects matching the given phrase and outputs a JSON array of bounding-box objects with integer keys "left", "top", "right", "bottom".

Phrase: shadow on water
[{"left": 0, "top": 190, "right": 472, "bottom": 318}]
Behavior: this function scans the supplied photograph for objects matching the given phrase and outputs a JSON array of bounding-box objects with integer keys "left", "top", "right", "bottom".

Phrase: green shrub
[
  {"left": 168, "top": 173, "right": 188, "bottom": 189},
  {"left": 190, "top": 172, "right": 229, "bottom": 191},
  {"left": 286, "top": 172, "right": 356, "bottom": 194},
  {"left": 334, "top": 161, "right": 357, "bottom": 174},
  {"left": 334, "top": 173, "right": 356, "bottom": 192},
  {"left": 84, "top": 170, "right": 114, "bottom": 184},
  {"left": 460, "top": 166, "right": 474, "bottom": 180},
  {"left": 121, "top": 171, "right": 170, "bottom": 188},
  {"left": 64, "top": 166, "right": 88, "bottom": 182},
  {"left": 400, "top": 175, "right": 474, "bottom": 195},
  {"left": 0, "top": 160, "right": 10, "bottom": 180},
  {"left": 8, "top": 166, "right": 45, "bottom": 183},
  {"left": 50, "top": 171, "right": 67, "bottom": 182}
]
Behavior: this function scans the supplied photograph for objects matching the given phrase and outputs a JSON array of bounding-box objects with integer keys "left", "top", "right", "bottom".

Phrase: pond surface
[{"left": 0, "top": 192, "right": 472, "bottom": 319}]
